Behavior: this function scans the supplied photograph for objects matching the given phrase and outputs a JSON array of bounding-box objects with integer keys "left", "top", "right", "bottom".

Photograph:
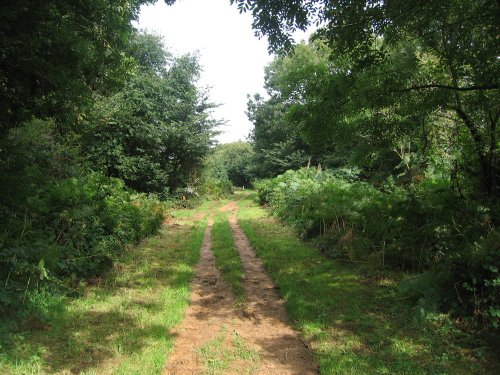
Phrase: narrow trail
[
  {"left": 165, "top": 213, "right": 238, "bottom": 374},
  {"left": 164, "top": 202, "right": 317, "bottom": 375}
]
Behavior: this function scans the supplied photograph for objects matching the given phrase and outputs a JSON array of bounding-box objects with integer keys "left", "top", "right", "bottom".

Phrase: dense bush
[
  {"left": 0, "top": 117, "right": 166, "bottom": 316},
  {"left": 256, "top": 168, "right": 499, "bottom": 328},
  {"left": 0, "top": 172, "right": 164, "bottom": 316}
]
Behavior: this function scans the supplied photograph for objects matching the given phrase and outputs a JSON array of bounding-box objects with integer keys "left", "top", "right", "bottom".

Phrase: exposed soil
[{"left": 164, "top": 202, "right": 317, "bottom": 375}]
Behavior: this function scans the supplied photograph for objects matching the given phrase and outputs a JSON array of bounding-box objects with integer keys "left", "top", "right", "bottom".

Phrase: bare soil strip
[
  {"left": 165, "top": 203, "right": 317, "bottom": 374},
  {"left": 228, "top": 202, "right": 317, "bottom": 374},
  {"left": 165, "top": 213, "right": 238, "bottom": 374}
]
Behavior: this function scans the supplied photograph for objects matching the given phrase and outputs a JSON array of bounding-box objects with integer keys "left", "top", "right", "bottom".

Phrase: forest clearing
[{"left": 1, "top": 0, "right": 499, "bottom": 374}]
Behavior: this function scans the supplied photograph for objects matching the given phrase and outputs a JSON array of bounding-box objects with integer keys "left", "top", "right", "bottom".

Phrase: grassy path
[
  {"left": 2, "top": 193, "right": 498, "bottom": 374},
  {"left": 236, "top": 192, "right": 499, "bottom": 374},
  {"left": 165, "top": 200, "right": 317, "bottom": 375},
  {"left": 0, "top": 203, "right": 211, "bottom": 374}
]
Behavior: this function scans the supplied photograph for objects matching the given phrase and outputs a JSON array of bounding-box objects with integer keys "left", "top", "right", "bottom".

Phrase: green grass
[
  {"left": 196, "top": 325, "right": 260, "bottom": 375},
  {"left": 211, "top": 212, "right": 246, "bottom": 303},
  {"left": 236, "top": 192, "right": 499, "bottom": 375},
  {"left": 0, "top": 205, "right": 209, "bottom": 374}
]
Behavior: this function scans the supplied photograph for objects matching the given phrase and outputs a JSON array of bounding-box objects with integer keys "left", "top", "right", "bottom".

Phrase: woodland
[{"left": 0, "top": 0, "right": 499, "bottom": 372}]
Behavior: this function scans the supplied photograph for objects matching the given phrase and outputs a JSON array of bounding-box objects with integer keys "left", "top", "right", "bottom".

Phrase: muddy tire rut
[{"left": 165, "top": 202, "right": 317, "bottom": 375}]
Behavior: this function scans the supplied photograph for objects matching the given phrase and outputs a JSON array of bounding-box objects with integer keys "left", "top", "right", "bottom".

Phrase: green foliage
[
  {"left": 200, "top": 177, "right": 234, "bottom": 200},
  {"left": 398, "top": 271, "right": 445, "bottom": 322},
  {"left": 0, "top": 171, "right": 164, "bottom": 316},
  {"left": 198, "top": 141, "right": 256, "bottom": 199},
  {"left": 204, "top": 141, "right": 254, "bottom": 187},
  {"left": 0, "top": 0, "right": 221, "bottom": 337},
  {"left": 257, "top": 168, "right": 499, "bottom": 328},
  {"left": 0, "top": 0, "right": 147, "bottom": 132},
  {"left": 240, "top": 1, "right": 499, "bottom": 197},
  {"left": 242, "top": 0, "right": 499, "bottom": 334},
  {"left": 0, "top": 106, "right": 165, "bottom": 317},
  {"left": 0, "top": 205, "right": 207, "bottom": 373},
  {"left": 247, "top": 94, "right": 316, "bottom": 179},
  {"left": 447, "top": 230, "right": 500, "bottom": 329},
  {"left": 84, "top": 31, "right": 219, "bottom": 197}
]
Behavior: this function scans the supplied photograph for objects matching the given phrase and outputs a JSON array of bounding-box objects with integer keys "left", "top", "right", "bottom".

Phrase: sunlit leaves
[{"left": 84, "top": 31, "right": 219, "bottom": 196}]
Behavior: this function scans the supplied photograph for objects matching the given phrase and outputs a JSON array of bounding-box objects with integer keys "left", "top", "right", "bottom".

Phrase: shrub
[
  {"left": 0, "top": 173, "right": 164, "bottom": 317},
  {"left": 257, "top": 168, "right": 499, "bottom": 328}
]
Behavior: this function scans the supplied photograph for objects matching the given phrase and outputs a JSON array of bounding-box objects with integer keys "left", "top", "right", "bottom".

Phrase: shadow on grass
[
  {"left": 0, "top": 221, "right": 205, "bottom": 374},
  {"left": 237, "top": 209, "right": 498, "bottom": 375},
  {"left": 41, "top": 309, "right": 176, "bottom": 373}
]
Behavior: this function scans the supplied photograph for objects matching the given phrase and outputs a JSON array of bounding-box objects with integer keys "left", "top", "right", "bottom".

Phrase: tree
[
  {"left": 0, "top": 0, "right": 151, "bottom": 134},
  {"left": 247, "top": 47, "right": 346, "bottom": 179},
  {"left": 83, "top": 31, "right": 219, "bottom": 196},
  {"left": 234, "top": 0, "right": 499, "bottom": 197},
  {"left": 247, "top": 94, "right": 310, "bottom": 178},
  {"left": 205, "top": 141, "right": 255, "bottom": 187}
]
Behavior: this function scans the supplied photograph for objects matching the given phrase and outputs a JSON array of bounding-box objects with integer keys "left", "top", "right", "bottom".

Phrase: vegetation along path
[
  {"left": 2, "top": 194, "right": 498, "bottom": 374},
  {"left": 165, "top": 200, "right": 317, "bottom": 374}
]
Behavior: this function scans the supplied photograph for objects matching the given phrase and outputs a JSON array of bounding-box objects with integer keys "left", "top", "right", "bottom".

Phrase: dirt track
[{"left": 164, "top": 202, "right": 317, "bottom": 374}]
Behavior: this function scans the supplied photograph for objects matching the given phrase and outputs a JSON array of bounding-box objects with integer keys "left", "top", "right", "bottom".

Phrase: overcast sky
[{"left": 137, "top": 0, "right": 311, "bottom": 143}]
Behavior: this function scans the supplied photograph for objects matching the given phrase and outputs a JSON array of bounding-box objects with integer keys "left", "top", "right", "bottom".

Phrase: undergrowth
[
  {"left": 237, "top": 193, "right": 499, "bottom": 374},
  {"left": 0, "top": 206, "right": 207, "bottom": 374},
  {"left": 0, "top": 171, "right": 165, "bottom": 318},
  {"left": 255, "top": 168, "right": 500, "bottom": 330}
]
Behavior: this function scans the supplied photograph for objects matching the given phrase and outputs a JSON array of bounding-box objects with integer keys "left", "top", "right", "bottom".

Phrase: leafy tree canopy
[
  {"left": 84, "top": 31, "right": 220, "bottom": 197},
  {"left": 0, "top": 0, "right": 155, "bottom": 133},
  {"left": 238, "top": 0, "right": 499, "bottom": 197}
]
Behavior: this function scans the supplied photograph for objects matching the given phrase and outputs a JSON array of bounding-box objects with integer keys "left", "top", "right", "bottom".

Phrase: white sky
[{"left": 137, "top": 0, "right": 312, "bottom": 143}]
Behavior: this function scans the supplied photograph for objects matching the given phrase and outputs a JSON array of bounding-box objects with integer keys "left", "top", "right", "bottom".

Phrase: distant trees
[
  {"left": 205, "top": 141, "right": 255, "bottom": 187},
  {"left": 83, "top": 31, "right": 219, "bottom": 197},
  {"left": 247, "top": 94, "right": 310, "bottom": 178},
  {"left": 201, "top": 141, "right": 254, "bottom": 199}
]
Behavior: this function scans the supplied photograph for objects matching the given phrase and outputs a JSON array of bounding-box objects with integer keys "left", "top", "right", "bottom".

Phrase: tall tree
[
  {"left": 234, "top": 0, "right": 500, "bottom": 197},
  {"left": 84, "top": 32, "right": 219, "bottom": 196},
  {"left": 0, "top": 0, "right": 153, "bottom": 134}
]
